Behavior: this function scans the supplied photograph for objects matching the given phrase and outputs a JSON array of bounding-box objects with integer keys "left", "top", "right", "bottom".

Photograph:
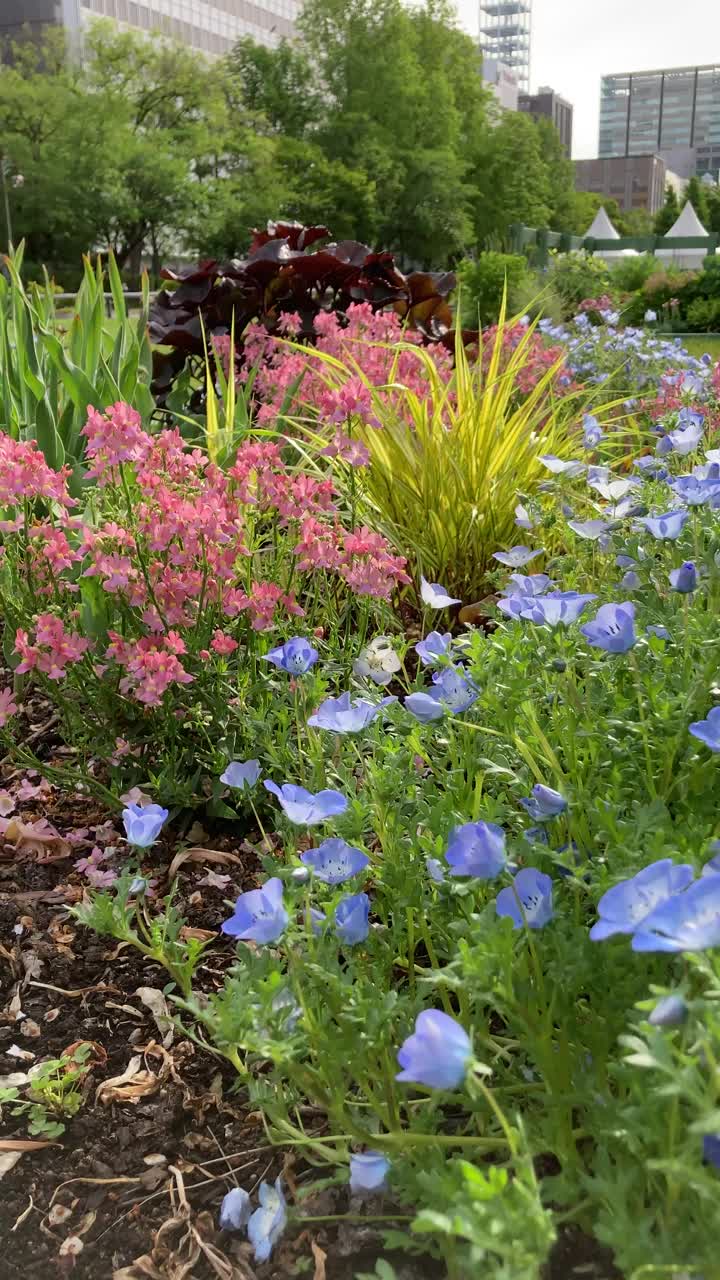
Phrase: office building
[
  {"left": 574, "top": 153, "right": 674, "bottom": 214},
  {"left": 519, "top": 85, "right": 573, "bottom": 153},
  {"left": 0, "top": 0, "right": 300, "bottom": 57},
  {"left": 599, "top": 64, "right": 720, "bottom": 179},
  {"left": 482, "top": 57, "right": 519, "bottom": 111},
  {"left": 478, "top": 0, "right": 531, "bottom": 92}
]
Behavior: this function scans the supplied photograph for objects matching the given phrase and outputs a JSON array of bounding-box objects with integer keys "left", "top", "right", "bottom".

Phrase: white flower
[{"left": 353, "top": 636, "right": 402, "bottom": 686}]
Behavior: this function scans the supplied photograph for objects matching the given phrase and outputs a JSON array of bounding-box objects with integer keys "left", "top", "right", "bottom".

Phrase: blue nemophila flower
[
  {"left": 507, "top": 572, "right": 553, "bottom": 596},
  {"left": 247, "top": 1178, "right": 287, "bottom": 1263},
  {"left": 580, "top": 601, "right": 637, "bottom": 653},
  {"left": 539, "top": 455, "right": 586, "bottom": 477},
  {"left": 703, "top": 1135, "right": 720, "bottom": 1170},
  {"left": 263, "top": 637, "right": 318, "bottom": 675},
  {"left": 589, "top": 858, "right": 694, "bottom": 941},
  {"left": 632, "top": 875, "right": 720, "bottom": 952},
  {"left": 426, "top": 857, "right": 446, "bottom": 883},
  {"left": 404, "top": 692, "right": 445, "bottom": 723},
  {"left": 515, "top": 502, "right": 538, "bottom": 529},
  {"left": 647, "top": 624, "right": 670, "bottom": 641},
  {"left": 520, "top": 784, "right": 567, "bottom": 821},
  {"left": 703, "top": 853, "right": 720, "bottom": 876},
  {"left": 621, "top": 571, "right": 641, "bottom": 590},
  {"left": 264, "top": 781, "right": 347, "bottom": 824},
  {"left": 415, "top": 631, "right": 452, "bottom": 666},
  {"left": 445, "top": 821, "right": 506, "bottom": 879},
  {"left": 396, "top": 1009, "right": 471, "bottom": 1089},
  {"left": 349, "top": 1151, "right": 390, "bottom": 1194},
  {"left": 300, "top": 838, "right": 369, "bottom": 884},
  {"left": 308, "top": 692, "right": 395, "bottom": 734},
  {"left": 638, "top": 510, "right": 689, "bottom": 540},
  {"left": 496, "top": 868, "right": 553, "bottom": 929},
  {"left": 669, "top": 561, "right": 698, "bottom": 593},
  {"left": 222, "top": 877, "right": 288, "bottom": 945},
  {"left": 431, "top": 665, "right": 478, "bottom": 713},
  {"left": 523, "top": 825, "right": 549, "bottom": 845},
  {"left": 583, "top": 414, "right": 603, "bottom": 447},
  {"left": 219, "top": 1187, "right": 252, "bottom": 1232},
  {"left": 122, "top": 803, "right": 169, "bottom": 849},
  {"left": 501, "top": 590, "right": 597, "bottom": 627},
  {"left": 335, "top": 892, "right": 370, "bottom": 944},
  {"left": 220, "top": 759, "right": 261, "bottom": 790},
  {"left": 658, "top": 415, "right": 704, "bottom": 457},
  {"left": 689, "top": 706, "right": 720, "bottom": 752},
  {"left": 420, "top": 576, "right": 461, "bottom": 608},
  {"left": 648, "top": 994, "right": 688, "bottom": 1027},
  {"left": 492, "top": 545, "right": 543, "bottom": 568},
  {"left": 568, "top": 519, "right": 612, "bottom": 541},
  {"left": 669, "top": 474, "right": 720, "bottom": 506},
  {"left": 616, "top": 554, "right": 637, "bottom": 568},
  {"left": 634, "top": 455, "right": 668, "bottom": 479}
]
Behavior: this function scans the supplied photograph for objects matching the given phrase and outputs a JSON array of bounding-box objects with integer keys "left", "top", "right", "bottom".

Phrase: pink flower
[
  {"left": 0, "top": 436, "right": 75, "bottom": 507},
  {"left": 82, "top": 402, "right": 152, "bottom": 483},
  {"left": 15, "top": 615, "right": 89, "bottom": 680},
  {"left": 0, "top": 687, "right": 18, "bottom": 727},
  {"left": 211, "top": 630, "right": 238, "bottom": 656}
]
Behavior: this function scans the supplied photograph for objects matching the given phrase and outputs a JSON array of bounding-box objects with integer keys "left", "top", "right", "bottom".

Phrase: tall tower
[{"left": 479, "top": 0, "right": 532, "bottom": 92}]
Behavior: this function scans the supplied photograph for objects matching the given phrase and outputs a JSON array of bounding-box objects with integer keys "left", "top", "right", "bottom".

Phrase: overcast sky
[{"left": 454, "top": 0, "right": 720, "bottom": 158}]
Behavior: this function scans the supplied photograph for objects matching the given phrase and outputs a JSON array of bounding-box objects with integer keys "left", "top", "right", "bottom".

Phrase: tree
[
  {"left": 533, "top": 116, "right": 576, "bottom": 232},
  {"left": 654, "top": 184, "right": 680, "bottom": 235},
  {"left": 226, "top": 38, "right": 321, "bottom": 138},
  {"left": 683, "top": 175, "right": 710, "bottom": 228},
  {"left": 471, "top": 111, "right": 551, "bottom": 247}
]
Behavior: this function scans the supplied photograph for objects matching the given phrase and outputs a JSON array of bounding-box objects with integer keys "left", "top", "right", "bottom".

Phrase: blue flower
[
  {"left": 519, "top": 784, "right": 567, "bottom": 821},
  {"left": 222, "top": 877, "right": 289, "bottom": 945},
  {"left": 404, "top": 692, "right": 445, "bottom": 723},
  {"left": 129, "top": 876, "right": 150, "bottom": 896},
  {"left": 580, "top": 601, "right": 637, "bottom": 653},
  {"left": 638, "top": 511, "right": 689, "bottom": 540},
  {"left": 497, "top": 865, "right": 550, "bottom": 926},
  {"left": 431, "top": 665, "right": 478, "bottom": 713},
  {"left": 689, "top": 707, "right": 720, "bottom": 752},
  {"left": 219, "top": 1187, "right": 252, "bottom": 1232},
  {"left": 648, "top": 994, "right": 688, "bottom": 1027},
  {"left": 220, "top": 759, "right": 261, "bottom": 790},
  {"left": 335, "top": 892, "right": 370, "bottom": 944},
  {"left": 263, "top": 637, "right": 318, "bottom": 675},
  {"left": 522, "top": 826, "right": 549, "bottom": 845},
  {"left": 300, "top": 838, "right": 369, "bottom": 884},
  {"left": 647, "top": 624, "right": 670, "bottom": 641},
  {"left": 396, "top": 1010, "right": 471, "bottom": 1089},
  {"left": 415, "top": 631, "right": 452, "bottom": 666},
  {"left": 632, "top": 875, "right": 720, "bottom": 952},
  {"left": 589, "top": 858, "right": 694, "bottom": 941},
  {"left": 349, "top": 1152, "right": 389, "bottom": 1194},
  {"left": 122, "top": 803, "right": 169, "bottom": 849},
  {"left": 539, "top": 455, "right": 586, "bottom": 477},
  {"left": 634, "top": 455, "right": 668, "bottom": 479},
  {"left": 658, "top": 417, "right": 704, "bottom": 457},
  {"left": 420, "top": 577, "right": 461, "bottom": 608},
  {"left": 445, "top": 821, "right": 506, "bottom": 879},
  {"left": 514, "top": 503, "right": 538, "bottom": 529},
  {"left": 308, "top": 692, "right": 395, "bottom": 734},
  {"left": 247, "top": 1177, "right": 287, "bottom": 1263},
  {"left": 426, "top": 856, "right": 446, "bottom": 883},
  {"left": 501, "top": 590, "right": 597, "bottom": 627},
  {"left": 669, "top": 561, "right": 698, "bottom": 593},
  {"left": 507, "top": 573, "right": 552, "bottom": 596},
  {"left": 495, "top": 867, "right": 553, "bottom": 929},
  {"left": 621, "top": 571, "right": 641, "bottom": 590},
  {"left": 264, "top": 781, "right": 347, "bottom": 824},
  {"left": 568, "top": 519, "right": 612, "bottom": 541},
  {"left": 703, "top": 853, "right": 720, "bottom": 876},
  {"left": 669, "top": 474, "right": 720, "bottom": 506},
  {"left": 582, "top": 414, "right": 603, "bottom": 447},
  {"left": 703, "top": 1135, "right": 720, "bottom": 1170},
  {"left": 492, "top": 546, "right": 543, "bottom": 568}
]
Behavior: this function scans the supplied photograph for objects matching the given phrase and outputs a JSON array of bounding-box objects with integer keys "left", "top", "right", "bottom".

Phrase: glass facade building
[
  {"left": 1, "top": 0, "right": 300, "bottom": 55},
  {"left": 599, "top": 65, "right": 720, "bottom": 178},
  {"left": 478, "top": 0, "right": 531, "bottom": 92}
]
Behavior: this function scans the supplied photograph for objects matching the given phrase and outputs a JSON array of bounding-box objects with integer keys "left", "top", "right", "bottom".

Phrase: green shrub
[
  {"left": 456, "top": 252, "right": 531, "bottom": 327},
  {"left": 608, "top": 253, "right": 658, "bottom": 293},
  {"left": 543, "top": 251, "right": 611, "bottom": 318},
  {"left": 685, "top": 296, "right": 720, "bottom": 331}
]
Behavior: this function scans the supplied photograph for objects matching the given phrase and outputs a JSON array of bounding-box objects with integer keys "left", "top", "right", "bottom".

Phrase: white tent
[
  {"left": 584, "top": 206, "right": 638, "bottom": 263},
  {"left": 656, "top": 201, "right": 715, "bottom": 269}
]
